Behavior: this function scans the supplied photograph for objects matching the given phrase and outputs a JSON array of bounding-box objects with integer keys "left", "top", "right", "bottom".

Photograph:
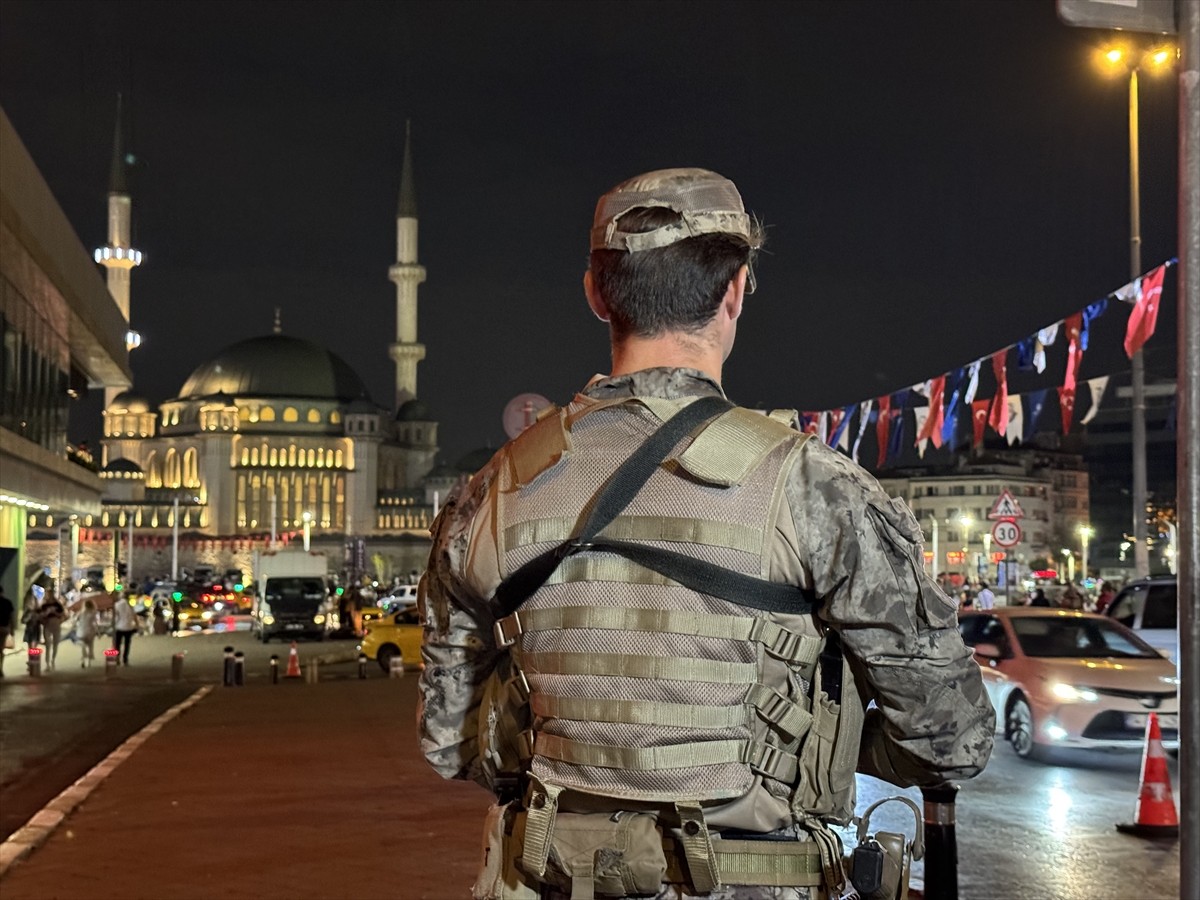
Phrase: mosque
[{"left": 25, "top": 119, "right": 459, "bottom": 584}]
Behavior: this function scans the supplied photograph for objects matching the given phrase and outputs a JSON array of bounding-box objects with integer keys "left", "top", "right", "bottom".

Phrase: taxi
[{"left": 358, "top": 605, "right": 423, "bottom": 673}]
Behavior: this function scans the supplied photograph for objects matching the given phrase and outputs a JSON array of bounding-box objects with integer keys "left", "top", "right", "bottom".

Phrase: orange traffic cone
[
  {"left": 285, "top": 641, "right": 302, "bottom": 679},
  {"left": 1116, "top": 711, "right": 1179, "bottom": 838}
]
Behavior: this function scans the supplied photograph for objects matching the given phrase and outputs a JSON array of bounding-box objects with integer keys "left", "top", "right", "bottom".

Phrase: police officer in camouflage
[{"left": 419, "top": 168, "right": 994, "bottom": 900}]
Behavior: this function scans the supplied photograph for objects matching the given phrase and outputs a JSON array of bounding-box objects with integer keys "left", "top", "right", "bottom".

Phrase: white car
[{"left": 1104, "top": 577, "right": 1178, "bottom": 666}]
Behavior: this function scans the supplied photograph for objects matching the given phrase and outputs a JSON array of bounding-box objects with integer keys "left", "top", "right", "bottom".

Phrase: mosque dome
[
  {"left": 101, "top": 457, "right": 144, "bottom": 478},
  {"left": 106, "top": 390, "right": 153, "bottom": 413},
  {"left": 396, "top": 398, "right": 434, "bottom": 422},
  {"left": 177, "top": 335, "right": 371, "bottom": 403}
]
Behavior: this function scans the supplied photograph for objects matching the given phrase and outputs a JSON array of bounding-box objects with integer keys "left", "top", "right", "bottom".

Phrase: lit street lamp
[
  {"left": 302, "top": 510, "right": 312, "bottom": 552},
  {"left": 1078, "top": 524, "right": 1094, "bottom": 584},
  {"left": 981, "top": 531, "right": 992, "bottom": 581},
  {"left": 1061, "top": 547, "right": 1076, "bottom": 584},
  {"left": 960, "top": 516, "right": 973, "bottom": 581},
  {"left": 1094, "top": 40, "right": 1176, "bottom": 579}
]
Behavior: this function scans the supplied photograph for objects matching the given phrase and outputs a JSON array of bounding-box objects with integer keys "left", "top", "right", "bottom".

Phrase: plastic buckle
[{"left": 493, "top": 614, "right": 523, "bottom": 648}]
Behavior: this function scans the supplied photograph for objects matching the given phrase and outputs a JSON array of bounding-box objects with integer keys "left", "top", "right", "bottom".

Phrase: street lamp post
[
  {"left": 1062, "top": 548, "right": 1076, "bottom": 584},
  {"left": 1097, "top": 42, "right": 1176, "bottom": 579},
  {"left": 960, "top": 516, "right": 973, "bottom": 582},
  {"left": 1079, "top": 525, "right": 1094, "bottom": 585},
  {"left": 981, "top": 532, "right": 992, "bottom": 582},
  {"left": 302, "top": 511, "right": 312, "bottom": 552}
]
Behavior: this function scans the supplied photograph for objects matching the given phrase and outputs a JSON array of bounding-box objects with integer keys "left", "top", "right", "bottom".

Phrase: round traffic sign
[{"left": 992, "top": 520, "right": 1021, "bottom": 549}]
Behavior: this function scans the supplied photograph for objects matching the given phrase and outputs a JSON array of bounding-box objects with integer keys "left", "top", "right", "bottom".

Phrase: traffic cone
[
  {"left": 285, "top": 642, "right": 302, "bottom": 679},
  {"left": 1116, "top": 712, "right": 1179, "bottom": 838}
]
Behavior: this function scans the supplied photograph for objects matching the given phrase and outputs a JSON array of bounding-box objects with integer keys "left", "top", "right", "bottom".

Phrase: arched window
[
  {"left": 334, "top": 449, "right": 344, "bottom": 468},
  {"left": 251, "top": 447, "right": 259, "bottom": 466},
  {"left": 239, "top": 406, "right": 250, "bottom": 421},
  {"left": 329, "top": 410, "right": 342, "bottom": 424},
  {"left": 307, "top": 408, "right": 321, "bottom": 423},
  {"left": 261, "top": 406, "right": 276, "bottom": 422},
  {"left": 269, "top": 448, "right": 278, "bottom": 466},
  {"left": 288, "top": 445, "right": 297, "bottom": 466},
  {"left": 145, "top": 451, "right": 161, "bottom": 488},
  {"left": 164, "top": 448, "right": 181, "bottom": 488},
  {"left": 183, "top": 447, "right": 200, "bottom": 487},
  {"left": 240, "top": 448, "right": 250, "bottom": 466},
  {"left": 283, "top": 407, "right": 298, "bottom": 423},
  {"left": 307, "top": 449, "right": 316, "bottom": 468}
]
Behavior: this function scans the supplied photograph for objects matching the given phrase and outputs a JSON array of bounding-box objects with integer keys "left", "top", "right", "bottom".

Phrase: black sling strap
[{"left": 493, "top": 395, "right": 817, "bottom": 620}]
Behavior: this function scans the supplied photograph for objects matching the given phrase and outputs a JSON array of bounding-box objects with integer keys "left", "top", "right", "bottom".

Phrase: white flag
[
  {"left": 817, "top": 411, "right": 829, "bottom": 445},
  {"left": 1037, "top": 323, "right": 1060, "bottom": 346},
  {"left": 1006, "top": 396, "right": 1023, "bottom": 445},
  {"left": 1080, "top": 375, "right": 1110, "bottom": 425},
  {"left": 851, "top": 399, "right": 873, "bottom": 464},
  {"left": 912, "top": 380, "right": 931, "bottom": 398},
  {"left": 1114, "top": 280, "right": 1139, "bottom": 304},
  {"left": 1033, "top": 323, "right": 1060, "bottom": 374},
  {"left": 913, "top": 407, "right": 930, "bottom": 458},
  {"left": 963, "top": 360, "right": 982, "bottom": 404}
]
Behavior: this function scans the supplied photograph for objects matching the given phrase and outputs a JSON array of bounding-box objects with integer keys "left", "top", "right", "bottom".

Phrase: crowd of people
[{"left": 938, "top": 574, "right": 1121, "bottom": 614}]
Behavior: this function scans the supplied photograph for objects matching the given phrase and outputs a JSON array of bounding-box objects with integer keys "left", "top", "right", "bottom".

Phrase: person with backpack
[{"left": 419, "top": 168, "right": 994, "bottom": 899}]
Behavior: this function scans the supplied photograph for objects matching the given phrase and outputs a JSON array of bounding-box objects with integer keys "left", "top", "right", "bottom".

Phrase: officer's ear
[
  {"left": 724, "top": 265, "right": 748, "bottom": 322},
  {"left": 583, "top": 270, "right": 610, "bottom": 323}
]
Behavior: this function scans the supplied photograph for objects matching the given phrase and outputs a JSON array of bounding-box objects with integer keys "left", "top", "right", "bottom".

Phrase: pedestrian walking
[
  {"left": 38, "top": 590, "right": 67, "bottom": 670},
  {"left": 75, "top": 598, "right": 100, "bottom": 668},
  {"left": 975, "top": 581, "right": 996, "bottom": 610},
  {"left": 1029, "top": 588, "right": 1051, "bottom": 607},
  {"left": 418, "top": 167, "right": 994, "bottom": 900},
  {"left": 0, "top": 586, "right": 14, "bottom": 678},
  {"left": 112, "top": 597, "right": 139, "bottom": 665},
  {"left": 21, "top": 586, "right": 43, "bottom": 650},
  {"left": 1060, "top": 583, "right": 1085, "bottom": 611}
]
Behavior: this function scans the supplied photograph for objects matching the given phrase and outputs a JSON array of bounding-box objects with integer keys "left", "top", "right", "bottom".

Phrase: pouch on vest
[
  {"left": 474, "top": 801, "right": 540, "bottom": 900},
  {"left": 478, "top": 653, "right": 532, "bottom": 795},
  {"left": 519, "top": 810, "right": 667, "bottom": 899},
  {"left": 846, "top": 796, "right": 924, "bottom": 900}
]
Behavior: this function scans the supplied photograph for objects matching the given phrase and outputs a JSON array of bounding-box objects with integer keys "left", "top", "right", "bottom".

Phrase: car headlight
[
  {"left": 313, "top": 614, "right": 325, "bottom": 624},
  {"left": 1051, "top": 683, "right": 1100, "bottom": 703},
  {"left": 179, "top": 612, "right": 189, "bottom": 620},
  {"left": 263, "top": 615, "right": 275, "bottom": 625},
  {"left": 201, "top": 611, "right": 213, "bottom": 620}
]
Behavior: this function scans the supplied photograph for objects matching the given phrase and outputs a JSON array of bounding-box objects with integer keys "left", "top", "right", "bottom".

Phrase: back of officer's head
[{"left": 588, "top": 168, "right": 763, "bottom": 341}]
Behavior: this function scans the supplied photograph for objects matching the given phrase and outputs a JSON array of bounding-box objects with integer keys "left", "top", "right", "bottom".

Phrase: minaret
[
  {"left": 387, "top": 121, "right": 427, "bottom": 410},
  {"left": 95, "top": 94, "right": 142, "bottom": 407}
]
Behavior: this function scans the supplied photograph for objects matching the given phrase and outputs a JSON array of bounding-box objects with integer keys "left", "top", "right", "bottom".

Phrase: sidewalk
[{"left": 0, "top": 674, "right": 490, "bottom": 899}]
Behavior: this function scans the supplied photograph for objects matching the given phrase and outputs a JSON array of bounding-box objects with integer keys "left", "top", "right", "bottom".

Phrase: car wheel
[
  {"left": 1007, "top": 697, "right": 1044, "bottom": 761},
  {"left": 378, "top": 645, "right": 398, "bottom": 674}
]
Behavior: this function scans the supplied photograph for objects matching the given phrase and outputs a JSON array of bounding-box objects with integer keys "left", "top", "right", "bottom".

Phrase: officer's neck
[{"left": 608, "top": 329, "right": 724, "bottom": 385}]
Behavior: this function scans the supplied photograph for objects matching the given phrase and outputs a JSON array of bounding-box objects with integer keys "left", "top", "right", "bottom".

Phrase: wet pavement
[{"left": 0, "top": 631, "right": 1184, "bottom": 899}]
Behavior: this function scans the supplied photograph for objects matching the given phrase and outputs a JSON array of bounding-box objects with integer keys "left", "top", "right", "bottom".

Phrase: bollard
[
  {"left": 104, "top": 647, "right": 119, "bottom": 678},
  {"left": 358, "top": 653, "right": 368, "bottom": 680},
  {"left": 305, "top": 658, "right": 319, "bottom": 684},
  {"left": 233, "top": 651, "right": 245, "bottom": 686},
  {"left": 270, "top": 654, "right": 279, "bottom": 684},
  {"left": 921, "top": 782, "right": 960, "bottom": 900},
  {"left": 389, "top": 654, "right": 405, "bottom": 679},
  {"left": 171, "top": 652, "right": 185, "bottom": 681},
  {"left": 26, "top": 647, "right": 42, "bottom": 677},
  {"left": 222, "top": 645, "right": 235, "bottom": 687}
]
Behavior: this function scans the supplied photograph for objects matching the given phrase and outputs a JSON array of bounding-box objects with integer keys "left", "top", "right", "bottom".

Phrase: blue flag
[
  {"left": 941, "top": 367, "right": 965, "bottom": 446},
  {"left": 1023, "top": 389, "right": 1049, "bottom": 443},
  {"left": 886, "top": 389, "right": 910, "bottom": 465},
  {"left": 1016, "top": 336, "right": 1037, "bottom": 372},
  {"left": 1081, "top": 299, "right": 1108, "bottom": 351}
]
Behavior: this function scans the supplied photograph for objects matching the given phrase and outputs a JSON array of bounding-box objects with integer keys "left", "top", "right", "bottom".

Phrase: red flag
[
  {"left": 971, "top": 399, "right": 990, "bottom": 448},
  {"left": 1124, "top": 265, "right": 1166, "bottom": 358},
  {"left": 1057, "top": 386, "right": 1076, "bottom": 434},
  {"left": 988, "top": 350, "right": 1009, "bottom": 436},
  {"left": 1063, "top": 312, "right": 1084, "bottom": 392},
  {"left": 917, "top": 375, "right": 947, "bottom": 449},
  {"left": 800, "top": 412, "right": 820, "bottom": 436},
  {"left": 875, "top": 395, "right": 892, "bottom": 468},
  {"left": 826, "top": 408, "right": 845, "bottom": 446}
]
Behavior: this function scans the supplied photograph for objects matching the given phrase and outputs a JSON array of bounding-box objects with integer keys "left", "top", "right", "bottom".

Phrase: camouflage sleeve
[
  {"left": 785, "top": 441, "right": 995, "bottom": 787},
  {"left": 417, "top": 459, "right": 503, "bottom": 786}
]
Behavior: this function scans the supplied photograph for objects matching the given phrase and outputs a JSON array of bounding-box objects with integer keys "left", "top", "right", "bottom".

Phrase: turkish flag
[
  {"left": 971, "top": 398, "right": 990, "bottom": 448},
  {"left": 1124, "top": 264, "right": 1166, "bottom": 358},
  {"left": 1063, "top": 312, "right": 1085, "bottom": 392},
  {"left": 1058, "top": 386, "right": 1076, "bottom": 434},
  {"left": 988, "top": 350, "right": 1009, "bottom": 436},
  {"left": 917, "top": 375, "right": 947, "bottom": 449},
  {"left": 826, "top": 408, "right": 845, "bottom": 446},
  {"left": 875, "top": 395, "right": 892, "bottom": 469}
]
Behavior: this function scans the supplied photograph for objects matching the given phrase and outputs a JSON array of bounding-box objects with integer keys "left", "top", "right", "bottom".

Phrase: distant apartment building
[
  {"left": 877, "top": 447, "right": 1089, "bottom": 583},
  {"left": 0, "top": 108, "right": 130, "bottom": 601}
]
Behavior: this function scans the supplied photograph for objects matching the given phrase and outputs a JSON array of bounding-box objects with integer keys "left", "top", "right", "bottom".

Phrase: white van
[{"left": 1105, "top": 577, "right": 1178, "bottom": 666}]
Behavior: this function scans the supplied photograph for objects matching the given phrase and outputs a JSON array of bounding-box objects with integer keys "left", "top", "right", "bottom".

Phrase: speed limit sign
[{"left": 992, "top": 520, "right": 1021, "bottom": 548}]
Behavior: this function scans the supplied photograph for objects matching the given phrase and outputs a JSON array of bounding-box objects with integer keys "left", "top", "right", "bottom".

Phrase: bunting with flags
[
  {"left": 988, "top": 349, "right": 1009, "bottom": 436},
  {"left": 875, "top": 395, "right": 892, "bottom": 469},
  {"left": 1024, "top": 389, "right": 1049, "bottom": 442},
  {"left": 971, "top": 399, "right": 990, "bottom": 448},
  {"left": 1125, "top": 264, "right": 1166, "bottom": 358},
  {"left": 1080, "top": 376, "right": 1109, "bottom": 426},
  {"left": 851, "top": 399, "right": 872, "bottom": 464}
]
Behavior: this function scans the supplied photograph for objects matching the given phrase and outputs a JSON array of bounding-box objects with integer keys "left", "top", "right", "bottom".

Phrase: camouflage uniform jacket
[{"left": 418, "top": 368, "right": 994, "bottom": 811}]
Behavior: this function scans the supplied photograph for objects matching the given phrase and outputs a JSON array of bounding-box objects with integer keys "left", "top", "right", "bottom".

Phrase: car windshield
[{"left": 1010, "top": 616, "right": 1160, "bottom": 659}]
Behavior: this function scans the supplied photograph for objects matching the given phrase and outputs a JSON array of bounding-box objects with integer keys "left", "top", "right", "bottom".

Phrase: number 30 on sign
[{"left": 992, "top": 520, "right": 1021, "bottom": 548}]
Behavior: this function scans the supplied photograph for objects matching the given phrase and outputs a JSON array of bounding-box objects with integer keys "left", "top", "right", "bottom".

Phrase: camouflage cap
[{"left": 590, "top": 168, "right": 761, "bottom": 253}]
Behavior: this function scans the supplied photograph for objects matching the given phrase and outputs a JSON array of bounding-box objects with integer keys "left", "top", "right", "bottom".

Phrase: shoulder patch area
[
  {"left": 508, "top": 406, "right": 571, "bottom": 487},
  {"left": 677, "top": 407, "right": 808, "bottom": 486}
]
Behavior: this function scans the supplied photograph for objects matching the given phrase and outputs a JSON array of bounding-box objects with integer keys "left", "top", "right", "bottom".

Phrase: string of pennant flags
[{"left": 798, "top": 258, "right": 1176, "bottom": 469}]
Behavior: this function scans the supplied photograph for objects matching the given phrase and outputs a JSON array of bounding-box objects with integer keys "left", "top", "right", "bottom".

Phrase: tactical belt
[{"left": 493, "top": 395, "right": 818, "bottom": 621}]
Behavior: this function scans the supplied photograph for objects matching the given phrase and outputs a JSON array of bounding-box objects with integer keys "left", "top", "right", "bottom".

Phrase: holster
[{"left": 846, "top": 796, "right": 924, "bottom": 900}]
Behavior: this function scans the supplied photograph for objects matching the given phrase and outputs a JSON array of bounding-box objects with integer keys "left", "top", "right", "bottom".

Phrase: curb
[{"left": 0, "top": 684, "right": 214, "bottom": 879}]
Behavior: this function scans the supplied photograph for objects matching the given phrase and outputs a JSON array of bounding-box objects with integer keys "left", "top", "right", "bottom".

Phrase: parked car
[
  {"left": 1103, "top": 577, "right": 1178, "bottom": 665},
  {"left": 959, "top": 607, "right": 1178, "bottom": 761},
  {"left": 358, "top": 605, "right": 423, "bottom": 673}
]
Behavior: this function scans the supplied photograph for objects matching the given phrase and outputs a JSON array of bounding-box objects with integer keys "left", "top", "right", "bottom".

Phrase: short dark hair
[{"left": 588, "top": 207, "right": 761, "bottom": 341}]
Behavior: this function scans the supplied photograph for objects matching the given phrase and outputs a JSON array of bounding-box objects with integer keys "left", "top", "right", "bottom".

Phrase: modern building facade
[{"left": 0, "top": 107, "right": 131, "bottom": 601}]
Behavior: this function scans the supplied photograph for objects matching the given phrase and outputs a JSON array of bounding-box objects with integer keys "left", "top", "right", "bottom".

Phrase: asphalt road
[{"left": 0, "top": 632, "right": 1183, "bottom": 898}]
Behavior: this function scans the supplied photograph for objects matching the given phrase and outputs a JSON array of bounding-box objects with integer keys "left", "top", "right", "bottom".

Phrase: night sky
[{"left": 0, "top": 0, "right": 1181, "bottom": 466}]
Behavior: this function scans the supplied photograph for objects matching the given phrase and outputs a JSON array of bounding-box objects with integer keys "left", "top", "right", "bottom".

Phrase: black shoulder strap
[{"left": 492, "top": 394, "right": 817, "bottom": 620}]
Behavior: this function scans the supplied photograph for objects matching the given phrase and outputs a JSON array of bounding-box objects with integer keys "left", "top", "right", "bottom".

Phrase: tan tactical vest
[{"left": 479, "top": 397, "right": 864, "bottom": 897}]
